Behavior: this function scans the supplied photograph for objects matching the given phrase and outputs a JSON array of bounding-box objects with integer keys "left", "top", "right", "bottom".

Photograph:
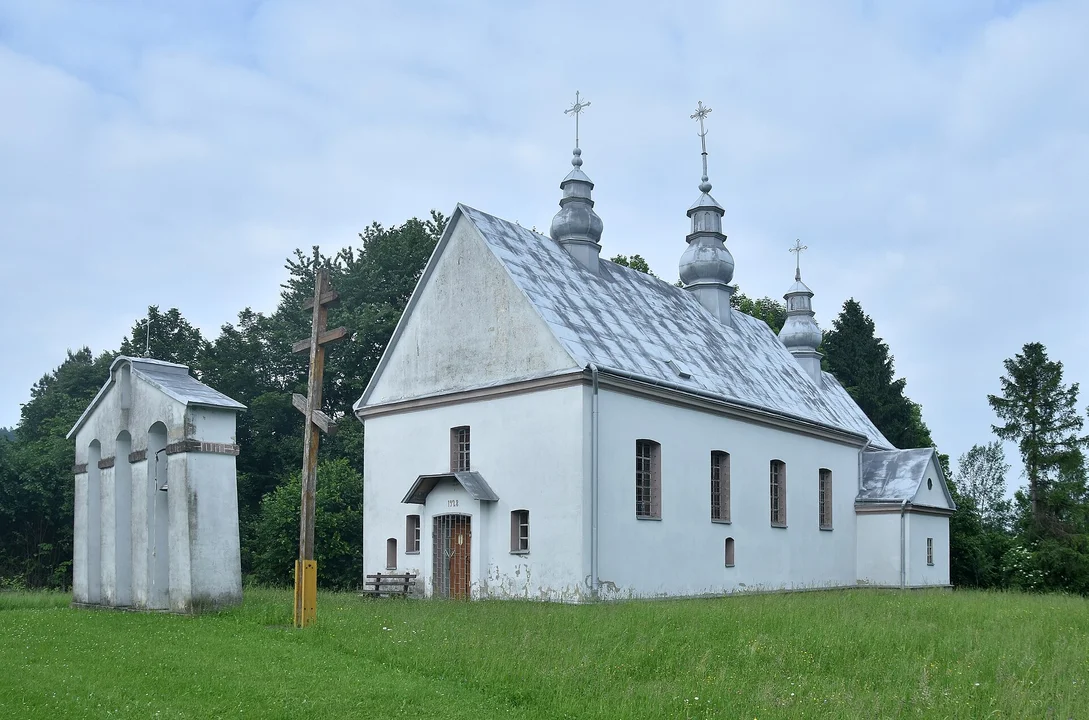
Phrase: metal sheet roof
[
  {"left": 402, "top": 471, "right": 499, "bottom": 504},
  {"left": 859, "top": 448, "right": 955, "bottom": 508},
  {"left": 131, "top": 359, "right": 246, "bottom": 411},
  {"left": 460, "top": 204, "right": 893, "bottom": 448},
  {"left": 66, "top": 357, "right": 245, "bottom": 439}
]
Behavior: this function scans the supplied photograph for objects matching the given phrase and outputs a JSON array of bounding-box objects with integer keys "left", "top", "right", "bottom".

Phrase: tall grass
[{"left": 1, "top": 588, "right": 1086, "bottom": 718}]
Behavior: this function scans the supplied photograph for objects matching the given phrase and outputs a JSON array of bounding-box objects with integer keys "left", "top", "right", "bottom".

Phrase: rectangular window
[
  {"left": 635, "top": 440, "right": 662, "bottom": 519},
  {"left": 819, "top": 468, "right": 833, "bottom": 530},
  {"left": 450, "top": 426, "right": 470, "bottom": 472},
  {"left": 927, "top": 537, "right": 934, "bottom": 566},
  {"left": 770, "top": 460, "right": 787, "bottom": 527},
  {"left": 406, "top": 515, "right": 421, "bottom": 554},
  {"left": 510, "top": 510, "right": 529, "bottom": 553},
  {"left": 386, "top": 538, "right": 397, "bottom": 570},
  {"left": 711, "top": 451, "right": 730, "bottom": 522}
]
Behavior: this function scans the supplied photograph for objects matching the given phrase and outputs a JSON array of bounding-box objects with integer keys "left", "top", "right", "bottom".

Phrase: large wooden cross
[{"left": 290, "top": 266, "right": 348, "bottom": 628}]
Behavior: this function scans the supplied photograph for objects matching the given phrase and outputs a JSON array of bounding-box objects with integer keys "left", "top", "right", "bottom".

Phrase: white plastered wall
[
  {"left": 856, "top": 512, "right": 902, "bottom": 586},
  {"left": 71, "top": 363, "right": 241, "bottom": 611},
  {"left": 363, "top": 384, "right": 587, "bottom": 601},
  {"left": 364, "top": 214, "right": 577, "bottom": 407},
  {"left": 907, "top": 513, "right": 951, "bottom": 586},
  {"left": 594, "top": 387, "right": 862, "bottom": 597}
]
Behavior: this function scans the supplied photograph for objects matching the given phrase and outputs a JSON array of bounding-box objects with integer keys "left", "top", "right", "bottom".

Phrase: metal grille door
[{"left": 433, "top": 515, "right": 471, "bottom": 599}]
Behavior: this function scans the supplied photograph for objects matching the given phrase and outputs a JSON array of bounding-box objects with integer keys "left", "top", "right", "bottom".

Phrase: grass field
[{"left": 1, "top": 588, "right": 1087, "bottom": 719}]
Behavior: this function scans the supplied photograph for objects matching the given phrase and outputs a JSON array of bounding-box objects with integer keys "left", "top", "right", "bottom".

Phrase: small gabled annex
[
  {"left": 856, "top": 448, "right": 956, "bottom": 588},
  {"left": 68, "top": 357, "right": 246, "bottom": 612}
]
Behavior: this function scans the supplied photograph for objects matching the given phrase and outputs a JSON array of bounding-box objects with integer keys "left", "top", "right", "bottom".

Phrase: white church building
[{"left": 353, "top": 108, "right": 954, "bottom": 601}]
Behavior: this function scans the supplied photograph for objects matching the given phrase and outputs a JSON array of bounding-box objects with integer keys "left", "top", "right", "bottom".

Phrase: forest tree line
[{"left": 2, "top": 215, "right": 1087, "bottom": 592}]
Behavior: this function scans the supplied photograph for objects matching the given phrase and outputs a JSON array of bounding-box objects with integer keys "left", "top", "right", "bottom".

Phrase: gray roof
[
  {"left": 67, "top": 357, "right": 245, "bottom": 439},
  {"left": 460, "top": 205, "right": 893, "bottom": 448},
  {"left": 402, "top": 471, "right": 499, "bottom": 504},
  {"left": 131, "top": 358, "right": 246, "bottom": 411},
  {"left": 859, "top": 448, "right": 955, "bottom": 508}
]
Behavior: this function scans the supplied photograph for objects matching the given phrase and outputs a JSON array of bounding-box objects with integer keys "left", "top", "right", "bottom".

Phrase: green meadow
[{"left": 1, "top": 588, "right": 1086, "bottom": 719}]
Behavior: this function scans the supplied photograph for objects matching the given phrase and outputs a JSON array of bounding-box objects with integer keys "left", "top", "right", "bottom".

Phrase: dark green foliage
[
  {"left": 731, "top": 291, "right": 787, "bottom": 334},
  {"left": 0, "top": 349, "right": 114, "bottom": 588},
  {"left": 988, "top": 342, "right": 1088, "bottom": 527},
  {"left": 250, "top": 459, "right": 363, "bottom": 590},
  {"left": 118, "top": 306, "right": 207, "bottom": 371},
  {"left": 822, "top": 299, "right": 934, "bottom": 449},
  {"left": 609, "top": 253, "right": 655, "bottom": 276}
]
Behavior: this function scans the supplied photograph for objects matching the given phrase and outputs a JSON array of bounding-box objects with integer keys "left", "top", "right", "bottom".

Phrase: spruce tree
[
  {"left": 988, "top": 342, "right": 1088, "bottom": 526},
  {"left": 822, "top": 298, "right": 933, "bottom": 449}
]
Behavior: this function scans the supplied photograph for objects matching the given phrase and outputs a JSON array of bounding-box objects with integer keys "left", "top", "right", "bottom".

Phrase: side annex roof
[
  {"left": 67, "top": 356, "right": 246, "bottom": 439},
  {"left": 858, "top": 448, "right": 956, "bottom": 509}
]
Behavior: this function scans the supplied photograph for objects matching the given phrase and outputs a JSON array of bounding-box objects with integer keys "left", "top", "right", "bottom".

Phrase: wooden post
[{"left": 291, "top": 267, "right": 348, "bottom": 628}]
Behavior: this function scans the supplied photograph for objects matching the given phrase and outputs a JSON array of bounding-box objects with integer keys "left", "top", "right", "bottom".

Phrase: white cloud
[{"left": 0, "top": 0, "right": 1085, "bottom": 490}]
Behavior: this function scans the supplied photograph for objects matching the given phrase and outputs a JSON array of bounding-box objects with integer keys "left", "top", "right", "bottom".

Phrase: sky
[{"left": 1, "top": 0, "right": 1086, "bottom": 487}]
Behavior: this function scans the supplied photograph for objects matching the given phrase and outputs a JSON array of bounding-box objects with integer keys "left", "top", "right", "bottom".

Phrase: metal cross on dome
[
  {"left": 564, "top": 91, "right": 591, "bottom": 148},
  {"left": 789, "top": 239, "right": 808, "bottom": 278},
  {"left": 691, "top": 101, "right": 713, "bottom": 180}
]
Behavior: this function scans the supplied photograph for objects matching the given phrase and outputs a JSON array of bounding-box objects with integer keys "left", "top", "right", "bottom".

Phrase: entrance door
[{"left": 433, "top": 515, "right": 471, "bottom": 599}]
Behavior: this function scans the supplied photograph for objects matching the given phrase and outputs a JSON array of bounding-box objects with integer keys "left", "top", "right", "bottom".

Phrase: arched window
[
  {"left": 711, "top": 451, "right": 730, "bottom": 522},
  {"left": 819, "top": 468, "right": 833, "bottom": 530},
  {"left": 770, "top": 460, "right": 787, "bottom": 527},
  {"left": 724, "top": 537, "right": 735, "bottom": 567},
  {"left": 635, "top": 440, "right": 661, "bottom": 519},
  {"left": 386, "top": 538, "right": 397, "bottom": 570},
  {"left": 87, "top": 440, "right": 103, "bottom": 603},
  {"left": 510, "top": 510, "right": 529, "bottom": 553}
]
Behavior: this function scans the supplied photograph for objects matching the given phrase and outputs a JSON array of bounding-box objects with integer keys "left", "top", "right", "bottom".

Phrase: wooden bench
[{"left": 360, "top": 572, "right": 417, "bottom": 598}]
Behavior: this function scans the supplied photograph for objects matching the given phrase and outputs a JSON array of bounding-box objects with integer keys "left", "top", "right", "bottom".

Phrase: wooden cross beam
[{"left": 291, "top": 266, "right": 349, "bottom": 628}]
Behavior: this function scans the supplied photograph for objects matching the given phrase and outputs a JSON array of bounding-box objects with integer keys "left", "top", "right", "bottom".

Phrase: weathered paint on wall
[
  {"left": 364, "top": 215, "right": 578, "bottom": 407},
  {"left": 71, "top": 360, "right": 242, "bottom": 612},
  {"left": 364, "top": 385, "right": 587, "bottom": 601}
]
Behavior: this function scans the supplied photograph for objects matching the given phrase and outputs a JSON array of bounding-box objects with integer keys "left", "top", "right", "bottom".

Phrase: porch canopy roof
[{"left": 402, "top": 471, "right": 499, "bottom": 505}]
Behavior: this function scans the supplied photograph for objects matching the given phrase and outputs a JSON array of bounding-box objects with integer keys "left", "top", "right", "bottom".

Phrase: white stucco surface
[
  {"left": 907, "top": 513, "right": 951, "bottom": 586},
  {"left": 364, "top": 216, "right": 577, "bottom": 407},
  {"left": 364, "top": 385, "right": 587, "bottom": 600},
  {"left": 594, "top": 387, "right": 861, "bottom": 597},
  {"left": 856, "top": 513, "right": 902, "bottom": 586},
  {"left": 70, "top": 357, "right": 243, "bottom": 612}
]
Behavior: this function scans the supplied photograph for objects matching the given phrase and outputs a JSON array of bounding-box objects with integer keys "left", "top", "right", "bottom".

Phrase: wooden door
[{"left": 433, "top": 514, "right": 471, "bottom": 599}]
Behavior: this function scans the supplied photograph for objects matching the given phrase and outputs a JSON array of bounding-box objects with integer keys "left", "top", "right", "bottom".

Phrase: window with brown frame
[
  {"left": 635, "top": 439, "right": 662, "bottom": 519},
  {"left": 510, "top": 510, "right": 529, "bottom": 553},
  {"left": 770, "top": 460, "right": 787, "bottom": 527},
  {"left": 406, "top": 515, "right": 421, "bottom": 553},
  {"left": 927, "top": 537, "right": 934, "bottom": 566},
  {"left": 724, "top": 537, "right": 735, "bottom": 567},
  {"left": 386, "top": 538, "right": 397, "bottom": 570},
  {"left": 819, "top": 468, "right": 833, "bottom": 530},
  {"left": 711, "top": 451, "right": 730, "bottom": 522},
  {"left": 450, "top": 426, "right": 470, "bottom": 472}
]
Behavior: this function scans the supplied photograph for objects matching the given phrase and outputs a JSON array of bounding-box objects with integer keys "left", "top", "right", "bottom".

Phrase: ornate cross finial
[
  {"left": 564, "top": 91, "right": 591, "bottom": 149},
  {"left": 691, "top": 101, "right": 713, "bottom": 190},
  {"left": 789, "top": 239, "right": 808, "bottom": 280}
]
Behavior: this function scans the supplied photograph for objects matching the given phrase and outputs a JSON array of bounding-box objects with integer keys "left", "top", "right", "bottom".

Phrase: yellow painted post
[{"left": 293, "top": 560, "right": 317, "bottom": 628}]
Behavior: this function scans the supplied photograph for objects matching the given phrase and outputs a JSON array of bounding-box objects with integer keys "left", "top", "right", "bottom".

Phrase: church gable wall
[
  {"left": 364, "top": 215, "right": 579, "bottom": 407},
  {"left": 593, "top": 388, "right": 861, "bottom": 598},
  {"left": 362, "top": 384, "right": 587, "bottom": 600}
]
